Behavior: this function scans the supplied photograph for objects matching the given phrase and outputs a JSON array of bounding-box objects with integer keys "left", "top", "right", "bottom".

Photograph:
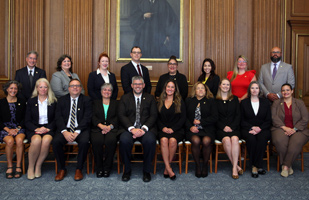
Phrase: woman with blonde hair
[
  {"left": 25, "top": 78, "right": 57, "bottom": 179},
  {"left": 185, "top": 82, "right": 218, "bottom": 178},
  {"left": 227, "top": 55, "right": 256, "bottom": 102}
]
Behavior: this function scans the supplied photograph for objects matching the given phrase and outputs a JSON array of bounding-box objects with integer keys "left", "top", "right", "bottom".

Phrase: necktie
[
  {"left": 272, "top": 64, "right": 277, "bottom": 80},
  {"left": 137, "top": 64, "right": 142, "bottom": 77},
  {"left": 29, "top": 70, "right": 33, "bottom": 86},
  {"left": 135, "top": 98, "right": 141, "bottom": 129},
  {"left": 70, "top": 99, "right": 76, "bottom": 133}
]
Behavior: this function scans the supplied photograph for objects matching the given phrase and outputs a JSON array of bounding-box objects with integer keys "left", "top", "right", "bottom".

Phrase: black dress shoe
[
  {"left": 163, "top": 174, "right": 169, "bottom": 178},
  {"left": 251, "top": 172, "right": 258, "bottom": 178},
  {"left": 170, "top": 174, "right": 176, "bottom": 180},
  {"left": 201, "top": 171, "right": 208, "bottom": 178},
  {"left": 103, "top": 171, "right": 110, "bottom": 178},
  {"left": 143, "top": 172, "right": 151, "bottom": 182},
  {"left": 96, "top": 171, "right": 104, "bottom": 178},
  {"left": 258, "top": 169, "right": 266, "bottom": 175},
  {"left": 195, "top": 172, "right": 201, "bottom": 178},
  {"left": 122, "top": 171, "right": 131, "bottom": 182}
]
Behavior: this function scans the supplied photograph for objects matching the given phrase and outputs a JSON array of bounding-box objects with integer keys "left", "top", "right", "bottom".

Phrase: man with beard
[
  {"left": 118, "top": 76, "right": 157, "bottom": 182},
  {"left": 258, "top": 46, "right": 295, "bottom": 102}
]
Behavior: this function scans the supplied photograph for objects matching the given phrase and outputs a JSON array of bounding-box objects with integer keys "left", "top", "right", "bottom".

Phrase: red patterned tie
[{"left": 137, "top": 64, "right": 142, "bottom": 77}]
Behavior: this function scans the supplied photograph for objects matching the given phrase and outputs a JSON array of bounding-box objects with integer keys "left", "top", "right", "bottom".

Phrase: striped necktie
[{"left": 70, "top": 99, "right": 76, "bottom": 133}]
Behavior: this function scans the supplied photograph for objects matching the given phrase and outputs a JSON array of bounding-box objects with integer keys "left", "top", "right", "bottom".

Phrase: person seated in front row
[
  {"left": 271, "top": 83, "right": 309, "bottom": 177},
  {"left": 0, "top": 80, "right": 26, "bottom": 179},
  {"left": 118, "top": 76, "right": 157, "bottom": 182},
  {"left": 215, "top": 78, "right": 242, "bottom": 179},
  {"left": 52, "top": 79, "right": 92, "bottom": 181},
  {"left": 240, "top": 81, "right": 271, "bottom": 178},
  {"left": 91, "top": 83, "right": 121, "bottom": 178},
  {"left": 157, "top": 80, "right": 186, "bottom": 180},
  {"left": 185, "top": 82, "right": 218, "bottom": 178},
  {"left": 25, "top": 78, "right": 57, "bottom": 180}
]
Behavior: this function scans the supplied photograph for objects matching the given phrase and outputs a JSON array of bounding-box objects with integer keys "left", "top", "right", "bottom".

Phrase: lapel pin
[
  {"left": 35, "top": 104, "right": 37, "bottom": 106},
  {"left": 143, "top": 97, "right": 145, "bottom": 100},
  {"left": 18, "top": 103, "right": 20, "bottom": 106},
  {"left": 78, "top": 108, "right": 80, "bottom": 111},
  {"left": 203, "top": 102, "right": 206, "bottom": 104}
]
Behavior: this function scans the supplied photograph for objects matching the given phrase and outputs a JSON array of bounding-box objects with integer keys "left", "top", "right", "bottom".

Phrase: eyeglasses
[
  {"left": 69, "top": 85, "right": 81, "bottom": 88},
  {"left": 102, "top": 88, "right": 112, "bottom": 92},
  {"left": 133, "top": 83, "right": 143, "bottom": 86},
  {"left": 238, "top": 61, "right": 247, "bottom": 63},
  {"left": 271, "top": 51, "right": 281, "bottom": 54},
  {"left": 131, "top": 52, "right": 142, "bottom": 54},
  {"left": 168, "top": 63, "right": 177, "bottom": 66}
]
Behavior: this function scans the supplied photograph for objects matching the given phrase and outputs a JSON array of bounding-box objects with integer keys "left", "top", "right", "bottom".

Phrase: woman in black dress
[
  {"left": 155, "top": 55, "right": 188, "bottom": 100},
  {"left": 25, "top": 78, "right": 57, "bottom": 179},
  {"left": 240, "top": 81, "right": 271, "bottom": 178},
  {"left": 0, "top": 80, "right": 26, "bottom": 178},
  {"left": 215, "top": 78, "right": 242, "bottom": 179},
  {"left": 157, "top": 80, "right": 186, "bottom": 180},
  {"left": 186, "top": 82, "right": 218, "bottom": 178},
  {"left": 91, "top": 83, "right": 120, "bottom": 178},
  {"left": 197, "top": 58, "right": 220, "bottom": 97}
]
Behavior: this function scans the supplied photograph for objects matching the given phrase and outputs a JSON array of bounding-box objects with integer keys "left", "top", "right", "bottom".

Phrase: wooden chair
[
  {"left": 118, "top": 141, "right": 157, "bottom": 174},
  {"left": 0, "top": 139, "right": 29, "bottom": 174},
  {"left": 276, "top": 147, "right": 304, "bottom": 172},
  {"left": 242, "top": 140, "right": 270, "bottom": 172},
  {"left": 184, "top": 141, "right": 212, "bottom": 174},
  {"left": 214, "top": 139, "right": 242, "bottom": 173},
  {"left": 155, "top": 141, "right": 183, "bottom": 174},
  {"left": 55, "top": 141, "right": 90, "bottom": 174}
]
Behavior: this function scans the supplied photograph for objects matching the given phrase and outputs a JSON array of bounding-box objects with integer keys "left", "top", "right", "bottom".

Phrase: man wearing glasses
[
  {"left": 121, "top": 46, "right": 152, "bottom": 94},
  {"left": 118, "top": 76, "right": 157, "bottom": 182},
  {"left": 53, "top": 79, "right": 92, "bottom": 181},
  {"left": 258, "top": 46, "right": 295, "bottom": 102}
]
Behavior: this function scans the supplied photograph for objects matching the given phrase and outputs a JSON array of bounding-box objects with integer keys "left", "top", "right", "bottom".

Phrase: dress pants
[
  {"left": 90, "top": 131, "right": 117, "bottom": 172},
  {"left": 119, "top": 131, "right": 156, "bottom": 173},
  {"left": 52, "top": 130, "right": 90, "bottom": 170},
  {"left": 241, "top": 129, "right": 271, "bottom": 168}
]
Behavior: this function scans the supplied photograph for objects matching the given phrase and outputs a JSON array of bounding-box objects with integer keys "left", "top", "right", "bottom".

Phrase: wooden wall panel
[
  {"left": 13, "top": 0, "right": 44, "bottom": 72},
  {"left": 292, "top": 0, "right": 309, "bottom": 16},
  {"left": 63, "top": 0, "right": 93, "bottom": 93},
  {"left": 252, "top": 0, "right": 282, "bottom": 75},
  {"left": 0, "top": 0, "right": 10, "bottom": 81}
]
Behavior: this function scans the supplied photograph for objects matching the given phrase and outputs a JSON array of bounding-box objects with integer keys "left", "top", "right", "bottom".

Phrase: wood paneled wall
[{"left": 0, "top": 0, "right": 308, "bottom": 97}]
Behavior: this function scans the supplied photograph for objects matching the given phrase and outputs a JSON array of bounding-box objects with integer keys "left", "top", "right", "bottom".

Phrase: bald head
[{"left": 270, "top": 46, "right": 282, "bottom": 63}]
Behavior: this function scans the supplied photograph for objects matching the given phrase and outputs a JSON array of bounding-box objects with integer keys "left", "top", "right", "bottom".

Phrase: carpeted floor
[{"left": 0, "top": 153, "right": 309, "bottom": 200}]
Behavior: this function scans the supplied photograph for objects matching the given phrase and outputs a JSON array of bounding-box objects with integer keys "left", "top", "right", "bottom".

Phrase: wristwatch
[
  {"left": 110, "top": 124, "right": 114, "bottom": 130},
  {"left": 293, "top": 127, "right": 298, "bottom": 132}
]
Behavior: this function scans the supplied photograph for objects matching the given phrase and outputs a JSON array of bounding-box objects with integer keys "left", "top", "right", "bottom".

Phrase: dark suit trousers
[
  {"left": 241, "top": 129, "right": 271, "bottom": 168},
  {"left": 119, "top": 131, "right": 156, "bottom": 173},
  {"left": 90, "top": 131, "right": 117, "bottom": 172},
  {"left": 52, "top": 130, "right": 90, "bottom": 170}
]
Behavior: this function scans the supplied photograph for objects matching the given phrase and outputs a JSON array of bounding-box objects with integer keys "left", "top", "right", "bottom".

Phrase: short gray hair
[
  {"left": 132, "top": 76, "right": 144, "bottom": 83},
  {"left": 101, "top": 83, "right": 113, "bottom": 91},
  {"left": 26, "top": 51, "right": 39, "bottom": 58}
]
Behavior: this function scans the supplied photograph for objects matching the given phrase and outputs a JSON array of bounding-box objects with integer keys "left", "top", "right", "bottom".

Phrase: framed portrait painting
[{"left": 116, "top": 0, "right": 183, "bottom": 61}]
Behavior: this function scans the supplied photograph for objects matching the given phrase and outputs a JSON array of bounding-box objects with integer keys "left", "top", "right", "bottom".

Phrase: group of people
[{"left": 0, "top": 46, "right": 308, "bottom": 183}]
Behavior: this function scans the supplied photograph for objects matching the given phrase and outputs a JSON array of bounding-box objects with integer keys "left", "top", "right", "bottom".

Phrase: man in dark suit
[
  {"left": 121, "top": 46, "right": 152, "bottom": 94},
  {"left": 15, "top": 51, "right": 47, "bottom": 100},
  {"left": 258, "top": 46, "right": 295, "bottom": 102},
  {"left": 118, "top": 76, "right": 157, "bottom": 182},
  {"left": 52, "top": 79, "right": 92, "bottom": 181}
]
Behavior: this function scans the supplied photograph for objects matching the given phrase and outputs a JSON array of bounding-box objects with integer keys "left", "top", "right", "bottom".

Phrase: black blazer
[
  {"left": 185, "top": 97, "right": 218, "bottom": 133},
  {"left": 15, "top": 66, "right": 47, "bottom": 100},
  {"left": 87, "top": 71, "right": 118, "bottom": 100},
  {"left": 91, "top": 99, "right": 121, "bottom": 136},
  {"left": 197, "top": 74, "right": 220, "bottom": 97},
  {"left": 0, "top": 97, "right": 26, "bottom": 130},
  {"left": 25, "top": 97, "right": 57, "bottom": 135},
  {"left": 120, "top": 62, "right": 151, "bottom": 94},
  {"left": 155, "top": 71, "right": 188, "bottom": 100},
  {"left": 215, "top": 97, "right": 240, "bottom": 132},
  {"left": 55, "top": 93, "right": 92, "bottom": 133},
  {"left": 118, "top": 92, "right": 157, "bottom": 134},
  {"left": 240, "top": 97, "right": 271, "bottom": 132}
]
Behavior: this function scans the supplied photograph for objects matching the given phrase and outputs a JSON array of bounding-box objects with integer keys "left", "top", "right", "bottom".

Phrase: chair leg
[
  {"left": 266, "top": 144, "right": 270, "bottom": 171},
  {"left": 178, "top": 144, "right": 182, "bottom": 174},
  {"left": 277, "top": 155, "right": 280, "bottom": 172},
  {"left": 117, "top": 145, "right": 120, "bottom": 174},
  {"left": 185, "top": 144, "right": 189, "bottom": 174},
  {"left": 215, "top": 144, "right": 218, "bottom": 173},
  {"left": 243, "top": 144, "right": 247, "bottom": 172},
  {"left": 153, "top": 145, "right": 158, "bottom": 175},
  {"left": 238, "top": 143, "right": 242, "bottom": 168},
  {"left": 209, "top": 153, "right": 212, "bottom": 173},
  {"left": 301, "top": 149, "right": 304, "bottom": 172}
]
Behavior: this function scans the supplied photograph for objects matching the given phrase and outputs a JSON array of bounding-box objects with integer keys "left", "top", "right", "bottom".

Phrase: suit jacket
[
  {"left": 258, "top": 61, "right": 295, "bottom": 98},
  {"left": 215, "top": 97, "right": 240, "bottom": 132},
  {"left": 118, "top": 92, "right": 157, "bottom": 134},
  {"left": 198, "top": 74, "right": 220, "bottom": 97},
  {"left": 50, "top": 70, "right": 85, "bottom": 98},
  {"left": 87, "top": 70, "right": 118, "bottom": 100},
  {"left": 240, "top": 97, "right": 271, "bottom": 132},
  {"left": 271, "top": 97, "right": 309, "bottom": 136},
  {"left": 155, "top": 71, "right": 188, "bottom": 100},
  {"left": 121, "top": 61, "right": 151, "bottom": 94},
  {"left": 185, "top": 97, "right": 218, "bottom": 134},
  {"left": 0, "top": 97, "right": 26, "bottom": 130},
  {"left": 91, "top": 99, "right": 121, "bottom": 136},
  {"left": 55, "top": 93, "right": 92, "bottom": 134},
  {"left": 15, "top": 66, "right": 46, "bottom": 100},
  {"left": 25, "top": 97, "right": 57, "bottom": 135}
]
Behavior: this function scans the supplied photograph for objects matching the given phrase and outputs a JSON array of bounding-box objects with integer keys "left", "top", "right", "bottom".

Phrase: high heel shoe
[
  {"left": 15, "top": 167, "right": 23, "bottom": 178},
  {"left": 170, "top": 174, "right": 176, "bottom": 180},
  {"left": 238, "top": 169, "right": 244, "bottom": 175},
  {"left": 6, "top": 167, "right": 14, "bottom": 179},
  {"left": 163, "top": 173, "right": 169, "bottom": 178}
]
